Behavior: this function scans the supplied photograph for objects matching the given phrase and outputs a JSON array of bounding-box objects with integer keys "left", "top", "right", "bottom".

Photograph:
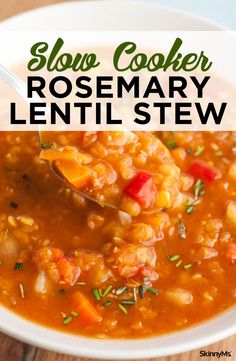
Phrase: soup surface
[{"left": 0, "top": 130, "right": 236, "bottom": 339}]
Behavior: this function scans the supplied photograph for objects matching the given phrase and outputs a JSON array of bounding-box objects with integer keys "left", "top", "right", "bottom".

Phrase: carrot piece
[
  {"left": 225, "top": 243, "right": 236, "bottom": 264},
  {"left": 55, "top": 159, "right": 92, "bottom": 189},
  {"left": 71, "top": 291, "right": 103, "bottom": 325},
  {"left": 40, "top": 146, "right": 78, "bottom": 162}
]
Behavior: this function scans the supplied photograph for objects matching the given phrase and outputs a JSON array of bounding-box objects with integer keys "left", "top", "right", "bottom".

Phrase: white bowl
[{"left": 0, "top": 1, "right": 234, "bottom": 359}]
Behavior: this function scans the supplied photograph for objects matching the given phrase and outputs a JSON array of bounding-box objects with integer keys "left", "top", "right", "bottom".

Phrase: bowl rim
[
  {"left": 1, "top": 304, "right": 236, "bottom": 359},
  {"left": 0, "top": 0, "right": 234, "bottom": 358},
  {"left": 0, "top": 0, "right": 226, "bottom": 31}
]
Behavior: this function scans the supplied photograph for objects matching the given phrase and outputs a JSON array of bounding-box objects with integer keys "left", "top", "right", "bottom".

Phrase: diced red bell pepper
[
  {"left": 124, "top": 172, "right": 157, "bottom": 208},
  {"left": 188, "top": 160, "right": 221, "bottom": 182},
  {"left": 225, "top": 243, "right": 236, "bottom": 264}
]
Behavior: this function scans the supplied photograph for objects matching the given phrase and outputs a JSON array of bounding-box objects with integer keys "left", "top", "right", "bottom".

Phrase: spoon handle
[{"left": 0, "top": 64, "right": 30, "bottom": 104}]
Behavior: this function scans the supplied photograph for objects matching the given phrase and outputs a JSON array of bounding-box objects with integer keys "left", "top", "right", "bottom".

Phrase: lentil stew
[{"left": 0, "top": 130, "right": 236, "bottom": 339}]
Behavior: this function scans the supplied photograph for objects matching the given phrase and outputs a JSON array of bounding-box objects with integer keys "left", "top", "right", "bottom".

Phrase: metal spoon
[
  {"left": 0, "top": 64, "right": 47, "bottom": 145},
  {"left": 0, "top": 64, "right": 116, "bottom": 208}
]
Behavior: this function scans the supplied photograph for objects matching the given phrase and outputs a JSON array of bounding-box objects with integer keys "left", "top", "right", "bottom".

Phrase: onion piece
[
  {"left": 0, "top": 229, "right": 19, "bottom": 259},
  {"left": 166, "top": 288, "right": 193, "bottom": 305},
  {"left": 35, "top": 271, "right": 47, "bottom": 294},
  {"left": 118, "top": 211, "right": 132, "bottom": 225}
]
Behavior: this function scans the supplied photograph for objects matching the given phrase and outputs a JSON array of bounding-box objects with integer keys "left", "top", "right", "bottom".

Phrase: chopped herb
[
  {"left": 177, "top": 220, "right": 186, "bottom": 239},
  {"left": 15, "top": 262, "right": 23, "bottom": 271},
  {"left": 215, "top": 150, "right": 223, "bottom": 156},
  {"left": 194, "top": 146, "right": 205, "bottom": 156},
  {"left": 98, "top": 288, "right": 103, "bottom": 298},
  {"left": 121, "top": 299, "right": 136, "bottom": 305},
  {"left": 19, "top": 283, "right": 25, "bottom": 298},
  {"left": 168, "top": 254, "right": 183, "bottom": 267},
  {"left": 92, "top": 288, "right": 101, "bottom": 302},
  {"left": 58, "top": 289, "right": 65, "bottom": 295},
  {"left": 147, "top": 287, "right": 159, "bottom": 296},
  {"left": 186, "top": 204, "right": 194, "bottom": 214},
  {"left": 166, "top": 137, "right": 177, "bottom": 149},
  {"left": 139, "top": 285, "right": 145, "bottom": 298},
  {"left": 186, "top": 147, "right": 193, "bottom": 154},
  {"left": 118, "top": 304, "right": 128, "bottom": 315},
  {"left": 186, "top": 198, "right": 201, "bottom": 214},
  {"left": 183, "top": 264, "right": 192, "bottom": 270},
  {"left": 63, "top": 316, "right": 73, "bottom": 325},
  {"left": 75, "top": 281, "right": 86, "bottom": 286},
  {"left": 70, "top": 310, "right": 79, "bottom": 317},
  {"left": 10, "top": 201, "right": 18, "bottom": 209},
  {"left": 40, "top": 141, "right": 51, "bottom": 149},
  {"left": 103, "top": 300, "right": 112, "bottom": 308},
  {"left": 63, "top": 310, "right": 78, "bottom": 324},
  {"left": 167, "top": 255, "right": 180, "bottom": 262},
  {"left": 175, "top": 260, "right": 183, "bottom": 267},
  {"left": 115, "top": 286, "right": 127, "bottom": 295},
  {"left": 194, "top": 179, "right": 205, "bottom": 198},
  {"left": 103, "top": 285, "right": 113, "bottom": 298}
]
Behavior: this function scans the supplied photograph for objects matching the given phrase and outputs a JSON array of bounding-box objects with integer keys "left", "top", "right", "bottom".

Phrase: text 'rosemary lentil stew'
[{"left": 0, "top": 130, "right": 236, "bottom": 338}]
